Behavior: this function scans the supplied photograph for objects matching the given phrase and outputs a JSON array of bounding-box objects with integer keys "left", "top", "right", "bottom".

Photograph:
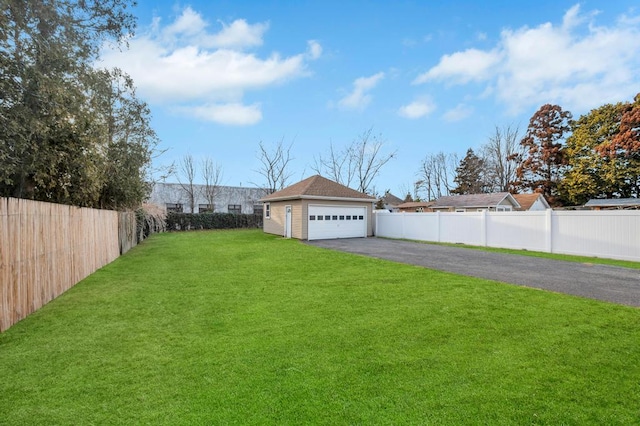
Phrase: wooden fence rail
[{"left": 0, "top": 197, "right": 122, "bottom": 332}]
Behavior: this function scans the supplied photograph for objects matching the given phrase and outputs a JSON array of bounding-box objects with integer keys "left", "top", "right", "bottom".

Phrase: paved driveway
[{"left": 306, "top": 237, "right": 640, "bottom": 308}]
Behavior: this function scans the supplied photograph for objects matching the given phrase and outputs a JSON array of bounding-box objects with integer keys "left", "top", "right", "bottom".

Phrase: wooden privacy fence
[
  {"left": 374, "top": 210, "right": 640, "bottom": 262},
  {"left": 0, "top": 197, "right": 125, "bottom": 332}
]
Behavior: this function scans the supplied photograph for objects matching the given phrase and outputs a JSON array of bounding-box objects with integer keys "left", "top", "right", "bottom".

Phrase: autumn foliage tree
[
  {"left": 560, "top": 103, "right": 626, "bottom": 204},
  {"left": 513, "top": 104, "right": 572, "bottom": 205},
  {"left": 593, "top": 93, "right": 640, "bottom": 198},
  {"left": 609, "top": 93, "right": 640, "bottom": 155}
]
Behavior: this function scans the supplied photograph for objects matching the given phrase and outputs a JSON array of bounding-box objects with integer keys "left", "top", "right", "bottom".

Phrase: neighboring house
[
  {"left": 512, "top": 193, "right": 551, "bottom": 211},
  {"left": 396, "top": 201, "right": 435, "bottom": 212},
  {"left": 377, "top": 191, "right": 404, "bottom": 212},
  {"left": 260, "top": 175, "right": 376, "bottom": 240},
  {"left": 584, "top": 198, "right": 640, "bottom": 210},
  {"left": 430, "top": 192, "right": 521, "bottom": 212},
  {"left": 149, "top": 182, "right": 269, "bottom": 214}
]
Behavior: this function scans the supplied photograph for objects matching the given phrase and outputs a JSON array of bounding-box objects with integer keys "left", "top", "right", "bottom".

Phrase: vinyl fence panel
[
  {"left": 486, "top": 211, "right": 548, "bottom": 252},
  {"left": 374, "top": 210, "right": 640, "bottom": 262},
  {"left": 551, "top": 211, "right": 640, "bottom": 261},
  {"left": 439, "top": 212, "right": 484, "bottom": 246}
]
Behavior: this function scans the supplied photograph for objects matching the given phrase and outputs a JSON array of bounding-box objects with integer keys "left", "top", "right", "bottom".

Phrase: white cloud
[
  {"left": 398, "top": 99, "right": 435, "bottom": 119},
  {"left": 99, "top": 7, "right": 320, "bottom": 125},
  {"left": 443, "top": 104, "right": 474, "bottom": 122},
  {"left": 183, "top": 103, "right": 263, "bottom": 126},
  {"left": 414, "top": 4, "right": 640, "bottom": 114},
  {"left": 307, "top": 40, "right": 322, "bottom": 59},
  {"left": 338, "top": 72, "right": 385, "bottom": 110},
  {"left": 413, "top": 48, "right": 502, "bottom": 84},
  {"left": 204, "top": 19, "right": 269, "bottom": 49}
]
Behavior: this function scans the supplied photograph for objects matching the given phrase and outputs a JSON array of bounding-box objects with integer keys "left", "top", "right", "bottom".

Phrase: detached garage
[{"left": 260, "top": 175, "right": 375, "bottom": 240}]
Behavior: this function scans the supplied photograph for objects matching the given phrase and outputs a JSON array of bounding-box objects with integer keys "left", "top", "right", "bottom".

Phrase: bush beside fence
[
  {"left": 166, "top": 212, "right": 263, "bottom": 231},
  {"left": 0, "top": 198, "right": 121, "bottom": 332}
]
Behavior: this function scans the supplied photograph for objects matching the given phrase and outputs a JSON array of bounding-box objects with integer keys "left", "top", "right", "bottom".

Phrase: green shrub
[{"left": 166, "top": 212, "right": 263, "bottom": 231}]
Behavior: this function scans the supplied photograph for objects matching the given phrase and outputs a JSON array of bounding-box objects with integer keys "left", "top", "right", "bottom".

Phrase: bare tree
[
  {"left": 481, "top": 125, "right": 523, "bottom": 192},
  {"left": 177, "top": 154, "right": 198, "bottom": 213},
  {"left": 313, "top": 127, "right": 396, "bottom": 194},
  {"left": 311, "top": 141, "right": 354, "bottom": 186},
  {"left": 201, "top": 157, "right": 223, "bottom": 212},
  {"left": 417, "top": 152, "right": 458, "bottom": 200},
  {"left": 255, "top": 138, "right": 294, "bottom": 193}
]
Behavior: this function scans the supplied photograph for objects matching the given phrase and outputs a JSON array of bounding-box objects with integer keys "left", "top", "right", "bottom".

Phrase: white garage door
[{"left": 308, "top": 205, "right": 367, "bottom": 240}]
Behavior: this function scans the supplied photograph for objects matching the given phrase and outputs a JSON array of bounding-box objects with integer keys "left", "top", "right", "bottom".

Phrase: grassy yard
[{"left": 1, "top": 230, "right": 639, "bottom": 425}]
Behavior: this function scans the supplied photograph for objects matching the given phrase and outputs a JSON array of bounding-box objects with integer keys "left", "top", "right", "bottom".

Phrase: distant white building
[{"left": 148, "top": 182, "right": 269, "bottom": 214}]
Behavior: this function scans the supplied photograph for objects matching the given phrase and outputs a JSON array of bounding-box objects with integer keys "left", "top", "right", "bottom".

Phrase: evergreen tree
[
  {"left": 451, "top": 148, "right": 486, "bottom": 195},
  {"left": 0, "top": 0, "right": 158, "bottom": 209}
]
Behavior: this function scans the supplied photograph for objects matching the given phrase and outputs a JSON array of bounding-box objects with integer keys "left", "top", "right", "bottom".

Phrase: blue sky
[{"left": 100, "top": 0, "right": 640, "bottom": 197}]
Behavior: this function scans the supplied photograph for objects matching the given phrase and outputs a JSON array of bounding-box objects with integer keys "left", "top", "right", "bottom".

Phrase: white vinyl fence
[{"left": 374, "top": 210, "right": 640, "bottom": 262}]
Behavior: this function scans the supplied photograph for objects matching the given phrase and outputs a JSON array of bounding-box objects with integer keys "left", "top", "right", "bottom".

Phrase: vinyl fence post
[
  {"left": 545, "top": 208, "right": 553, "bottom": 253},
  {"left": 481, "top": 210, "right": 487, "bottom": 247},
  {"left": 436, "top": 211, "right": 441, "bottom": 243},
  {"left": 374, "top": 210, "right": 378, "bottom": 237}
]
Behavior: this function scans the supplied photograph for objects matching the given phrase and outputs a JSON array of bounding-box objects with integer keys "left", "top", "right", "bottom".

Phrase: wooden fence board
[
  {"left": 0, "top": 198, "right": 9, "bottom": 331},
  {"left": 0, "top": 198, "right": 121, "bottom": 332}
]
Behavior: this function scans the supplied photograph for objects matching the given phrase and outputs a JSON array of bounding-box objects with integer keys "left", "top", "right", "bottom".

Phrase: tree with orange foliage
[
  {"left": 594, "top": 93, "right": 640, "bottom": 198},
  {"left": 512, "top": 104, "right": 572, "bottom": 206}
]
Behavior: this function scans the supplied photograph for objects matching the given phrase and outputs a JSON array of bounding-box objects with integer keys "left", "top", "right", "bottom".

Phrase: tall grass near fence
[{"left": 0, "top": 197, "right": 122, "bottom": 332}]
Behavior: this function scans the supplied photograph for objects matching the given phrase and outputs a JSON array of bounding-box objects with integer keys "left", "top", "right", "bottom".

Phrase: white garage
[
  {"left": 260, "top": 175, "right": 375, "bottom": 240},
  {"left": 308, "top": 205, "right": 367, "bottom": 240}
]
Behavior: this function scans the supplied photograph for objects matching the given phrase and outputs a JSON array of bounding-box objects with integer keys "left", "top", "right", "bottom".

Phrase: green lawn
[{"left": 1, "top": 230, "right": 639, "bottom": 425}]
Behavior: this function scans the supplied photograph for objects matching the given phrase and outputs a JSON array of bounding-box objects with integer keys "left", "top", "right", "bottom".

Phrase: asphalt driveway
[{"left": 306, "top": 237, "right": 640, "bottom": 308}]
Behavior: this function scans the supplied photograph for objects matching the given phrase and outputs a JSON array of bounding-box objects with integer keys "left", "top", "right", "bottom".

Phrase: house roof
[
  {"left": 512, "top": 193, "right": 550, "bottom": 210},
  {"left": 397, "top": 201, "right": 435, "bottom": 209},
  {"left": 431, "top": 192, "right": 521, "bottom": 209},
  {"left": 584, "top": 198, "right": 640, "bottom": 208},
  {"left": 379, "top": 192, "right": 404, "bottom": 206},
  {"left": 260, "top": 175, "right": 375, "bottom": 202}
]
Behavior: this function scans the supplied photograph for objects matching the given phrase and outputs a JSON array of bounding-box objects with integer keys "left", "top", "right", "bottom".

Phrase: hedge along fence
[
  {"left": 0, "top": 197, "right": 147, "bottom": 332},
  {"left": 166, "top": 212, "right": 263, "bottom": 231},
  {"left": 119, "top": 211, "right": 137, "bottom": 255}
]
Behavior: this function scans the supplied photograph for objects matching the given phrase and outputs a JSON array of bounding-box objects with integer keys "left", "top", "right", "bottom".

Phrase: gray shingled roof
[
  {"left": 260, "top": 175, "right": 375, "bottom": 202},
  {"left": 380, "top": 192, "right": 404, "bottom": 206},
  {"left": 584, "top": 198, "right": 640, "bottom": 207},
  {"left": 432, "top": 192, "right": 521, "bottom": 209},
  {"left": 397, "top": 201, "right": 435, "bottom": 209}
]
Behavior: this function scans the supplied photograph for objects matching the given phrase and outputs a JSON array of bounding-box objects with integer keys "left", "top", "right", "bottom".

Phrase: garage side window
[{"left": 265, "top": 203, "right": 271, "bottom": 219}]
